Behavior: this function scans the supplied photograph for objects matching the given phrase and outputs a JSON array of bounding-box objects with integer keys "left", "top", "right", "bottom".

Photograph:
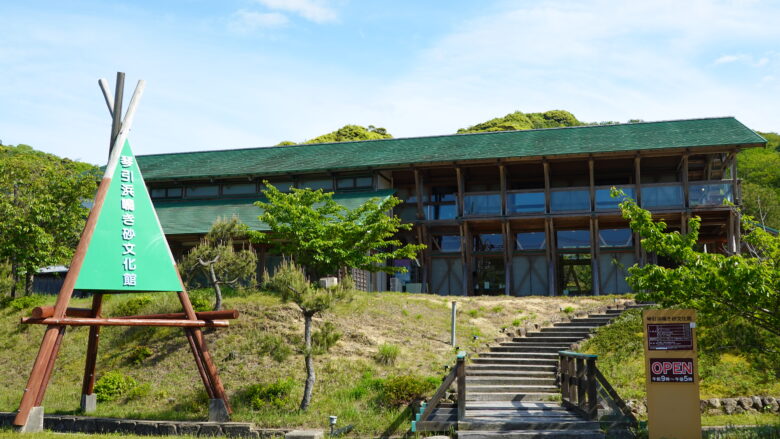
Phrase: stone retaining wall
[
  {"left": 625, "top": 396, "right": 780, "bottom": 417},
  {"left": 0, "top": 412, "right": 288, "bottom": 437}
]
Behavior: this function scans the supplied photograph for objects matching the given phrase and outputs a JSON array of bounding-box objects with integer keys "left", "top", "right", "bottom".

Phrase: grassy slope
[
  {"left": 0, "top": 291, "right": 625, "bottom": 437},
  {"left": 581, "top": 309, "right": 780, "bottom": 423}
]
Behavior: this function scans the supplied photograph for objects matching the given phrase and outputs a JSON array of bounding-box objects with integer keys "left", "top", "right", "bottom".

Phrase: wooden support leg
[
  {"left": 35, "top": 326, "right": 66, "bottom": 406},
  {"left": 14, "top": 325, "right": 63, "bottom": 426},
  {"left": 184, "top": 328, "right": 215, "bottom": 399},
  {"left": 80, "top": 293, "right": 104, "bottom": 412}
]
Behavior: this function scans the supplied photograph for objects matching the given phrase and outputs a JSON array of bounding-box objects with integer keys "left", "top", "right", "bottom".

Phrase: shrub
[
  {"left": 6, "top": 295, "right": 47, "bottom": 311},
  {"left": 375, "top": 343, "right": 400, "bottom": 365},
  {"left": 94, "top": 371, "right": 138, "bottom": 402},
  {"left": 512, "top": 318, "right": 522, "bottom": 327},
  {"left": 189, "top": 290, "right": 212, "bottom": 312},
  {"left": 111, "top": 295, "right": 152, "bottom": 317},
  {"left": 378, "top": 375, "right": 438, "bottom": 408},
  {"left": 126, "top": 346, "right": 153, "bottom": 365},
  {"left": 562, "top": 306, "right": 575, "bottom": 314},
  {"left": 244, "top": 378, "right": 295, "bottom": 410},
  {"left": 467, "top": 309, "right": 479, "bottom": 318},
  {"left": 312, "top": 322, "right": 341, "bottom": 354},
  {"left": 491, "top": 305, "right": 504, "bottom": 313},
  {"left": 257, "top": 334, "right": 292, "bottom": 363}
]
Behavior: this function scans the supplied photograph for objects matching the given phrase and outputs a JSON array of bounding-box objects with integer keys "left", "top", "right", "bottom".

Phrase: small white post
[{"left": 451, "top": 301, "right": 457, "bottom": 347}]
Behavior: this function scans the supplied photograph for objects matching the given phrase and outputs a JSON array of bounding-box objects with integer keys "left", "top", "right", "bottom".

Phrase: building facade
[{"left": 137, "top": 117, "right": 766, "bottom": 296}]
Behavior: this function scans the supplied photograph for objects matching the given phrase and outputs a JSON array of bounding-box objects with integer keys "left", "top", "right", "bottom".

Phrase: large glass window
[
  {"left": 515, "top": 232, "right": 546, "bottom": 251},
  {"left": 508, "top": 191, "right": 545, "bottom": 214},
  {"left": 464, "top": 194, "right": 501, "bottom": 216},
  {"left": 551, "top": 189, "right": 590, "bottom": 212},
  {"left": 261, "top": 181, "right": 293, "bottom": 193},
  {"left": 432, "top": 235, "right": 461, "bottom": 252},
  {"left": 689, "top": 182, "right": 733, "bottom": 207},
  {"left": 599, "top": 229, "right": 633, "bottom": 248},
  {"left": 337, "top": 176, "right": 373, "bottom": 190},
  {"left": 474, "top": 234, "right": 504, "bottom": 252},
  {"left": 186, "top": 185, "right": 219, "bottom": 198},
  {"left": 299, "top": 178, "right": 333, "bottom": 191},
  {"left": 557, "top": 230, "right": 590, "bottom": 249},
  {"left": 426, "top": 186, "right": 458, "bottom": 220},
  {"left": 222, "top": 183, "right": 257, "bottom": 196},
  {"left": 595, "top": 187, "right": 635, "bottom": 210},
  {"left": 642, "top": 185, "right": 683, "bottom": 208}
]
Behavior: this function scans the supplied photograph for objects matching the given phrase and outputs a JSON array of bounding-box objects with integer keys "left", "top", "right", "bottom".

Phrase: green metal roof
[
  {"left": 137, "top": 117, "right": 765, "bottom": 181},
  {"left": 153, "top": 190, "right": 395, "bottom": 235}
]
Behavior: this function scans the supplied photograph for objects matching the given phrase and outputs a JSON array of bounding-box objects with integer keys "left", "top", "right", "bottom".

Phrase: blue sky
[{"left": 1, "top": 0, "right": 778, "bottom": 165}]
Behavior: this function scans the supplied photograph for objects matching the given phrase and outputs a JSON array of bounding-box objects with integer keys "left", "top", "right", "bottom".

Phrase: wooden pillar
[
  {"left": 456, "top": 167, "right": 465, "bottom": 218},
  {"left": 588, "top": 158, "right": 595, "bottom": 212},
  {"left": 727, "top": 210, "right": 736, "bottom": 254},
  {"left": 81, "top": 293, "right": 104, "bottom": 403},
  {"left": 634, "top": 155, "right": 642, "bottom": 206},
  {"left": 590, "top": 217, "right": 600, "bottom": 296},
  {"left": 543, "top": 160, "right": 551, "bottom": 213},
  {"left": 414, "top": 168, "right": 424, "bottom": 220},
  {"left": 416, "top": 226, "right": 428, "bottom": 291},
  {"left": 731, "top": 149, "right": 739, "bottom": 205},
  {"left": 682, "top": 153, "right": 689, "bottom": 209},
  {"left": 499, "top": 164, "right": 507, "bottom": 216},
  {"left": 503, "top": 221, "right": 512, "bottom": 296},
  {"left": 548, "top": 218, "right": 558, "bottom": 296},
  {"left": 459, "top": 223, "right": 470, "bottom": 296}
]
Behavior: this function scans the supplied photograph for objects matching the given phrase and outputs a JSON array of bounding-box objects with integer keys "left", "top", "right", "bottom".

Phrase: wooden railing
[
  {"left": 412, "top": 351, "right": 466, "bottom": 433},
  {"left": 558, "top": 351, "right": 637, "bottom": 427}
]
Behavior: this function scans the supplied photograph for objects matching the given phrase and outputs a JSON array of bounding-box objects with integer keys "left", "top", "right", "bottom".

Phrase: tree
[
  {"left": 263, "top": 259, "right": 351, "bottom": 410},
  {"left": 457, "top": 110, "right": 583, "bottom": 133},
  {"left": 277, "top": 124, "right": 393, "bottom": 146},
  {"left": 252, "top": 184, "right": 425, "bottom": 279},
  {"left": 615, "top": 189, "right": 780, "bottom": 338},
  {"left": 0, "top": 145, "right": 98, "bottom": 297},
  {"left": 180, "top": 217, "right": 257, "bottom": 310}
]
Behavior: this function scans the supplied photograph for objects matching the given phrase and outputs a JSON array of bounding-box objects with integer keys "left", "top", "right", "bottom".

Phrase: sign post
[{"left": 643, "top": 309, "right": 701, "bottom": 439}]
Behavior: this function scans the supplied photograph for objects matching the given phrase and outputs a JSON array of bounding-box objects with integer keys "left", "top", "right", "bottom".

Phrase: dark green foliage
[
  {"left": 242, "top": 378, "right": 296, "bottom": 410},
  {"left": 583, "top": 309, "right": 644, "bottom": 360},
  {"left": 257, "top": 334, "right": 293, "bottom": 363},
  {"left": 304, "top": 125, "right": 392, "bottom": 144},
  {"left": 377, "top": 375, "right": 438, "bottom": 408},
  {"left": 94, "top": 371, "right": 138, "bottom": 402},
  {"left": 347, "top": 371, "right": 384, "bottom": 400},
  {"left": 189, "top": 290, "right": 212, "bottom": 312},
  {"left": 111, "top": 295, "right": 153, "bottom": 317},
  {"left": 457, "top": 110, "right": 583, "bottom": 133},
  {"left": 312, "top": 321, "right": 341, "bottom": 354},
  {"left": 126, "top": 346, "right": 153, "bottom": 365},
  {"left": 5, "top": 294, "right": 46, "bottom": 311},
  {"left": 375, "top": 343, "right": 400, "bottom": 365}
]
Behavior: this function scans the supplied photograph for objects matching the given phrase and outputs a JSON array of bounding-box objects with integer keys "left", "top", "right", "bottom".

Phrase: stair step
[
  {"left": 466, "top": 401, "right": 565, "bottom": 410},
  {"left": 457, "top": 430, "right": 604, "bottom": 438},
  {"left": 512, "top": 336, "right": 583, "bottom": 342},
  {"left": 467, "top": 384, "right": 558, "bottom": 393},
  {"left": 539, "top": 327, "right": 594, "bottom": 333},
  {"left": 498, "top": 342, "right": 574, "bottom": 348},
  {"left": 466, "top": 392, "right": 560, "bottom": 402},
  {"left": 490, "top": 346, "right": 568, "bottom": 353},
  {"left": 466, "top": 409, "right": 577, "bottom": 418},
  {"left": 461, "top": 419, "right": 602, "bottom": 431},
  {"left": 467, "top": 365, "right": 557, "bottom": 372},
  {"left": 467, "top": 370, "right": 556, "bottom": 378},
  {"left": 467, "top": 377, "right": 557, "bottom": 386},
  {"left": 471, "top": 358, "right": 558, "bottom": 366}
]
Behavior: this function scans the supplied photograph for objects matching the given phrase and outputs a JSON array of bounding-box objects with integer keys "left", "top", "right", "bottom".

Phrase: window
[
  {"left": 186, "top": 185, "right": 219, "bottom": 198},
  {"left": 150, "top": 187, "right": 183, "bottom": 199},
  {"left": 557, "top": 230, "right": 590, "bottom": 249},
  {"left": 599, "top": 229, "right": 633, "bottom": 248},
  {"left": 336, "top": 176, "right": 373, "bottom": 190},
  {"left": 426, "top": 186, "right": 458, "bottom": 220},
  {"left": 261, "top": 181, "right": 293, "bottom": 193},
  {"left": 299, "top": 178, "right": 333, "bottom": 191},
  {"left": 474, "top": 234, "right": 504, "bottom": 252},
  {"left": 516, "top": 232, "right": 546, "bottom": 250},
  {"left": 222, "top": 183, "right": 257, "bottom": 196},
  {"left": 433, "top": 235, "right": 461, "bottom": 252}
]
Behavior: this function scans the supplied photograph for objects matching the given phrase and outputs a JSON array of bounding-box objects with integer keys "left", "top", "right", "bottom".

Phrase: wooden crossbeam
[
  {"left": 31, "top": 306, "right": 239, "bottom": 321},
  {"left": 21, "top": 317, "right": 229, "bottom": 328}
]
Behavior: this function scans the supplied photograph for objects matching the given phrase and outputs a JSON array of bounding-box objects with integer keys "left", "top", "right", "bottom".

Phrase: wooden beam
[
  {"left": 731, "top": 151, "right": 739, "bottom": 205},
  {"left": 590, "top": 217, "right": 600, "bottom": 296},
  {"left": 682, "top": 153, "right": 689, "bottom": 209},
  {"left": 588, "top": 158, "right": 595, "bottom": 212},
  {"left": 32, "top": 307, "right": 240, "bottom": 321},
  {"left": 81, "top": 293, "right": 104, "bottom": 399},
  {"left": 109, "top": 72, "right": 125, "bottom": 159},
  {"left": 543, "top": 160, "right": 551, "bottom": 214},
  {"left": 414, "top": 169, "right": 424, "bottom": 220},
  {"left": 503, "top": 221, "right": 512, "bottom": 296},
  {"left": 456, "top": 167, "right": 465, "bottom": 218},
  {"left": 21, "top": 317, "right": 230, "bottom": 328},
  {"left": 548, "top": 218, "right": 558, "bottom": 296},
  {"left": 459, "top": 223, "right": 468, "bottom": 296},
  {"left": 499, "top": 164, "right": 507, "bottom": 215},
  {"left": 634, "top": 155, "right": 642, "bottom": 206}
]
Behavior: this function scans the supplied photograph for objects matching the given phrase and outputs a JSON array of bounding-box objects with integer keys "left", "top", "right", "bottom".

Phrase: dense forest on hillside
[{"left": 290, "top": 111, "right": 780, "bottom": 228}]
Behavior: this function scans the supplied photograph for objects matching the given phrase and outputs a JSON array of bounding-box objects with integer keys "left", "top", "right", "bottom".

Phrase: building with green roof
[{"left": 140, "top": 117, "right": 766, "bottom": 296}]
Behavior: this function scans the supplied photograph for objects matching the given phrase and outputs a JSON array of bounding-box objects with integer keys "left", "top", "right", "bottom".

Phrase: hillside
[{"left": 0, "top": 291, "right": 628, "bottom": 436}]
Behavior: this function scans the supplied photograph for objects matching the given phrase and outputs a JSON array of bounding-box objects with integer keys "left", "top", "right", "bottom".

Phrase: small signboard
[
  {"left": 647, "top": 323, "right": 693, "bottom": 350},
  {"left": 643, "top": 309, "right": 701, "bottom": 439},
  {"left": 649, "top": 358, "right": 695, "bottom": 383}
]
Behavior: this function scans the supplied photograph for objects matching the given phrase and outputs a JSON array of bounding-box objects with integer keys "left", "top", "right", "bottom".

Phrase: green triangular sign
[{"left": 75, "top": 140, "right": 182, "bottom": 292}]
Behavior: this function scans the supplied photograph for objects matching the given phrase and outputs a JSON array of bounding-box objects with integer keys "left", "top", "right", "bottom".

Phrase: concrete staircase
[{"left": 457, "top": 305, "right": 638, "bottom": 439}]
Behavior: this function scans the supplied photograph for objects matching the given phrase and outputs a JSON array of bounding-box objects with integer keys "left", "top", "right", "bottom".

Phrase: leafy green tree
[
  {"left": 0, "top": 145, "right": 98, "bottom": 297},
  {"left": 277, "top": 124, "right": 393, "bottom": 146},
  {"left": 180, "top": 217, "right": 257, "bottom": 310},
  {"left": 740, "top": 182, "right": 780, "bottom": 230},
  {"left": 615, "top": 189, "right": 780, "bottom": 338},
  {"left": 263, "top": 259, "right": 352, "bottom": 410},
  {"left": 457, "top": 110, "right": 583, "bottom": 133},
  {"left": 252, "top": 184, "right": 425, "bottom": 279}
]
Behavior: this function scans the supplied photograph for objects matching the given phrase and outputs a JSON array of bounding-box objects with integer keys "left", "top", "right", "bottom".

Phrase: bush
[
  {"left": 562, "top": 306, "right": 575, "bottom": 314},
  {"left": 190, "top": 290, "right": 212, "bottom": 312},
  {"left": 6, "top": 294, "right": 47, "bottom": 312},
  {"left": 257, "top": 334, "right": 292, "bottom": 363},
  {"left": 312, "top": 322, "right": 341, "bottom": 354},
  {"left": 378, "top": 375, "right": 438, "bottom": 408},
  {"left": 126, "top": 346, "right": 153, "bottom": 365},
  {"left": 94, "top": 371, "right": 138, "bottom": 402},
  {"left": 244, "top": 378, "right": 295, "bottom": 410},
  {"left": 375, "top": 343, "right": 400, "bottom": 365},
  {"left": 111, "top": 295, "right": 153, "bottom": 317}
]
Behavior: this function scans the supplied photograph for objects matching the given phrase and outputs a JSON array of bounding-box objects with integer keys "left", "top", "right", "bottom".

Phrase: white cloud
[
  {"left": 715, "top": 55, "right": 741, "bottom": 64},
  {"left": 228, "top": 10, "right": 288, "bottom": 33},
  {"left": 254, "top": 0, "right": 337, "bottom": 23}
]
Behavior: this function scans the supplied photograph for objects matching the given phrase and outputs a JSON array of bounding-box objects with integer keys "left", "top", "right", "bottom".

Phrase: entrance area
[
  {"left": 474, "top": 256, "right": 505, "bottom": 295},
  {"left": 558, "top": 253, "right": 592, "bottom": 296}
]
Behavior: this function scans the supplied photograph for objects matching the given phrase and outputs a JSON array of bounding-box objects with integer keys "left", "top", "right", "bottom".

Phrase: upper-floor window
[
  {"left": 432, "top": 235, "right": 461, "bottom": 252},
  {"left": 337, "top": 176, "right": 373, "bottom": 190},
  {"left": 599, "top": 228, "right": 633, "bottom": 248},
  {"left": 150, "top": 187, "right": 183, "bottom": 199},
  {"left": 299, "top": 178, "right": 334, "bottom": 191},
  {"left": 185, "top": 185, "right": 219, "bottom": 198},
  {"left": 515, "top": 232, "right": 546, "bottom": 251},
  {"left": 557, "top": 230, "right": 590, "bottom": 249},
  {"left": 261, "top": 181, "right": 293, "bottom": 193},
  {"left": 222, "top": 183, "right": 257, "bottom": 196},
  {"left": 474, "top": 234, "right": 504, "bottom": 252}
]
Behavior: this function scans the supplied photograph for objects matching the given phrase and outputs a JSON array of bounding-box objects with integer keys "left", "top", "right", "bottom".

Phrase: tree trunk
[
  {"left": 10, "top": 259, "right": 18, "bottom": 298},
  {"left": 25, "top": 271, "right": 34, "bottom": 296},
  {"left": 209, "top": 263, "right": 222, "bottom": 311},
  {"left": 300, "top": 312, "right": 315, "bottom": 411}
]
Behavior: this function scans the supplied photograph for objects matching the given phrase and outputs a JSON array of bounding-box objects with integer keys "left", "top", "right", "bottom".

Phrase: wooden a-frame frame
[{"left": 13, "top": 73, "right": 234, "bottom": 429}]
